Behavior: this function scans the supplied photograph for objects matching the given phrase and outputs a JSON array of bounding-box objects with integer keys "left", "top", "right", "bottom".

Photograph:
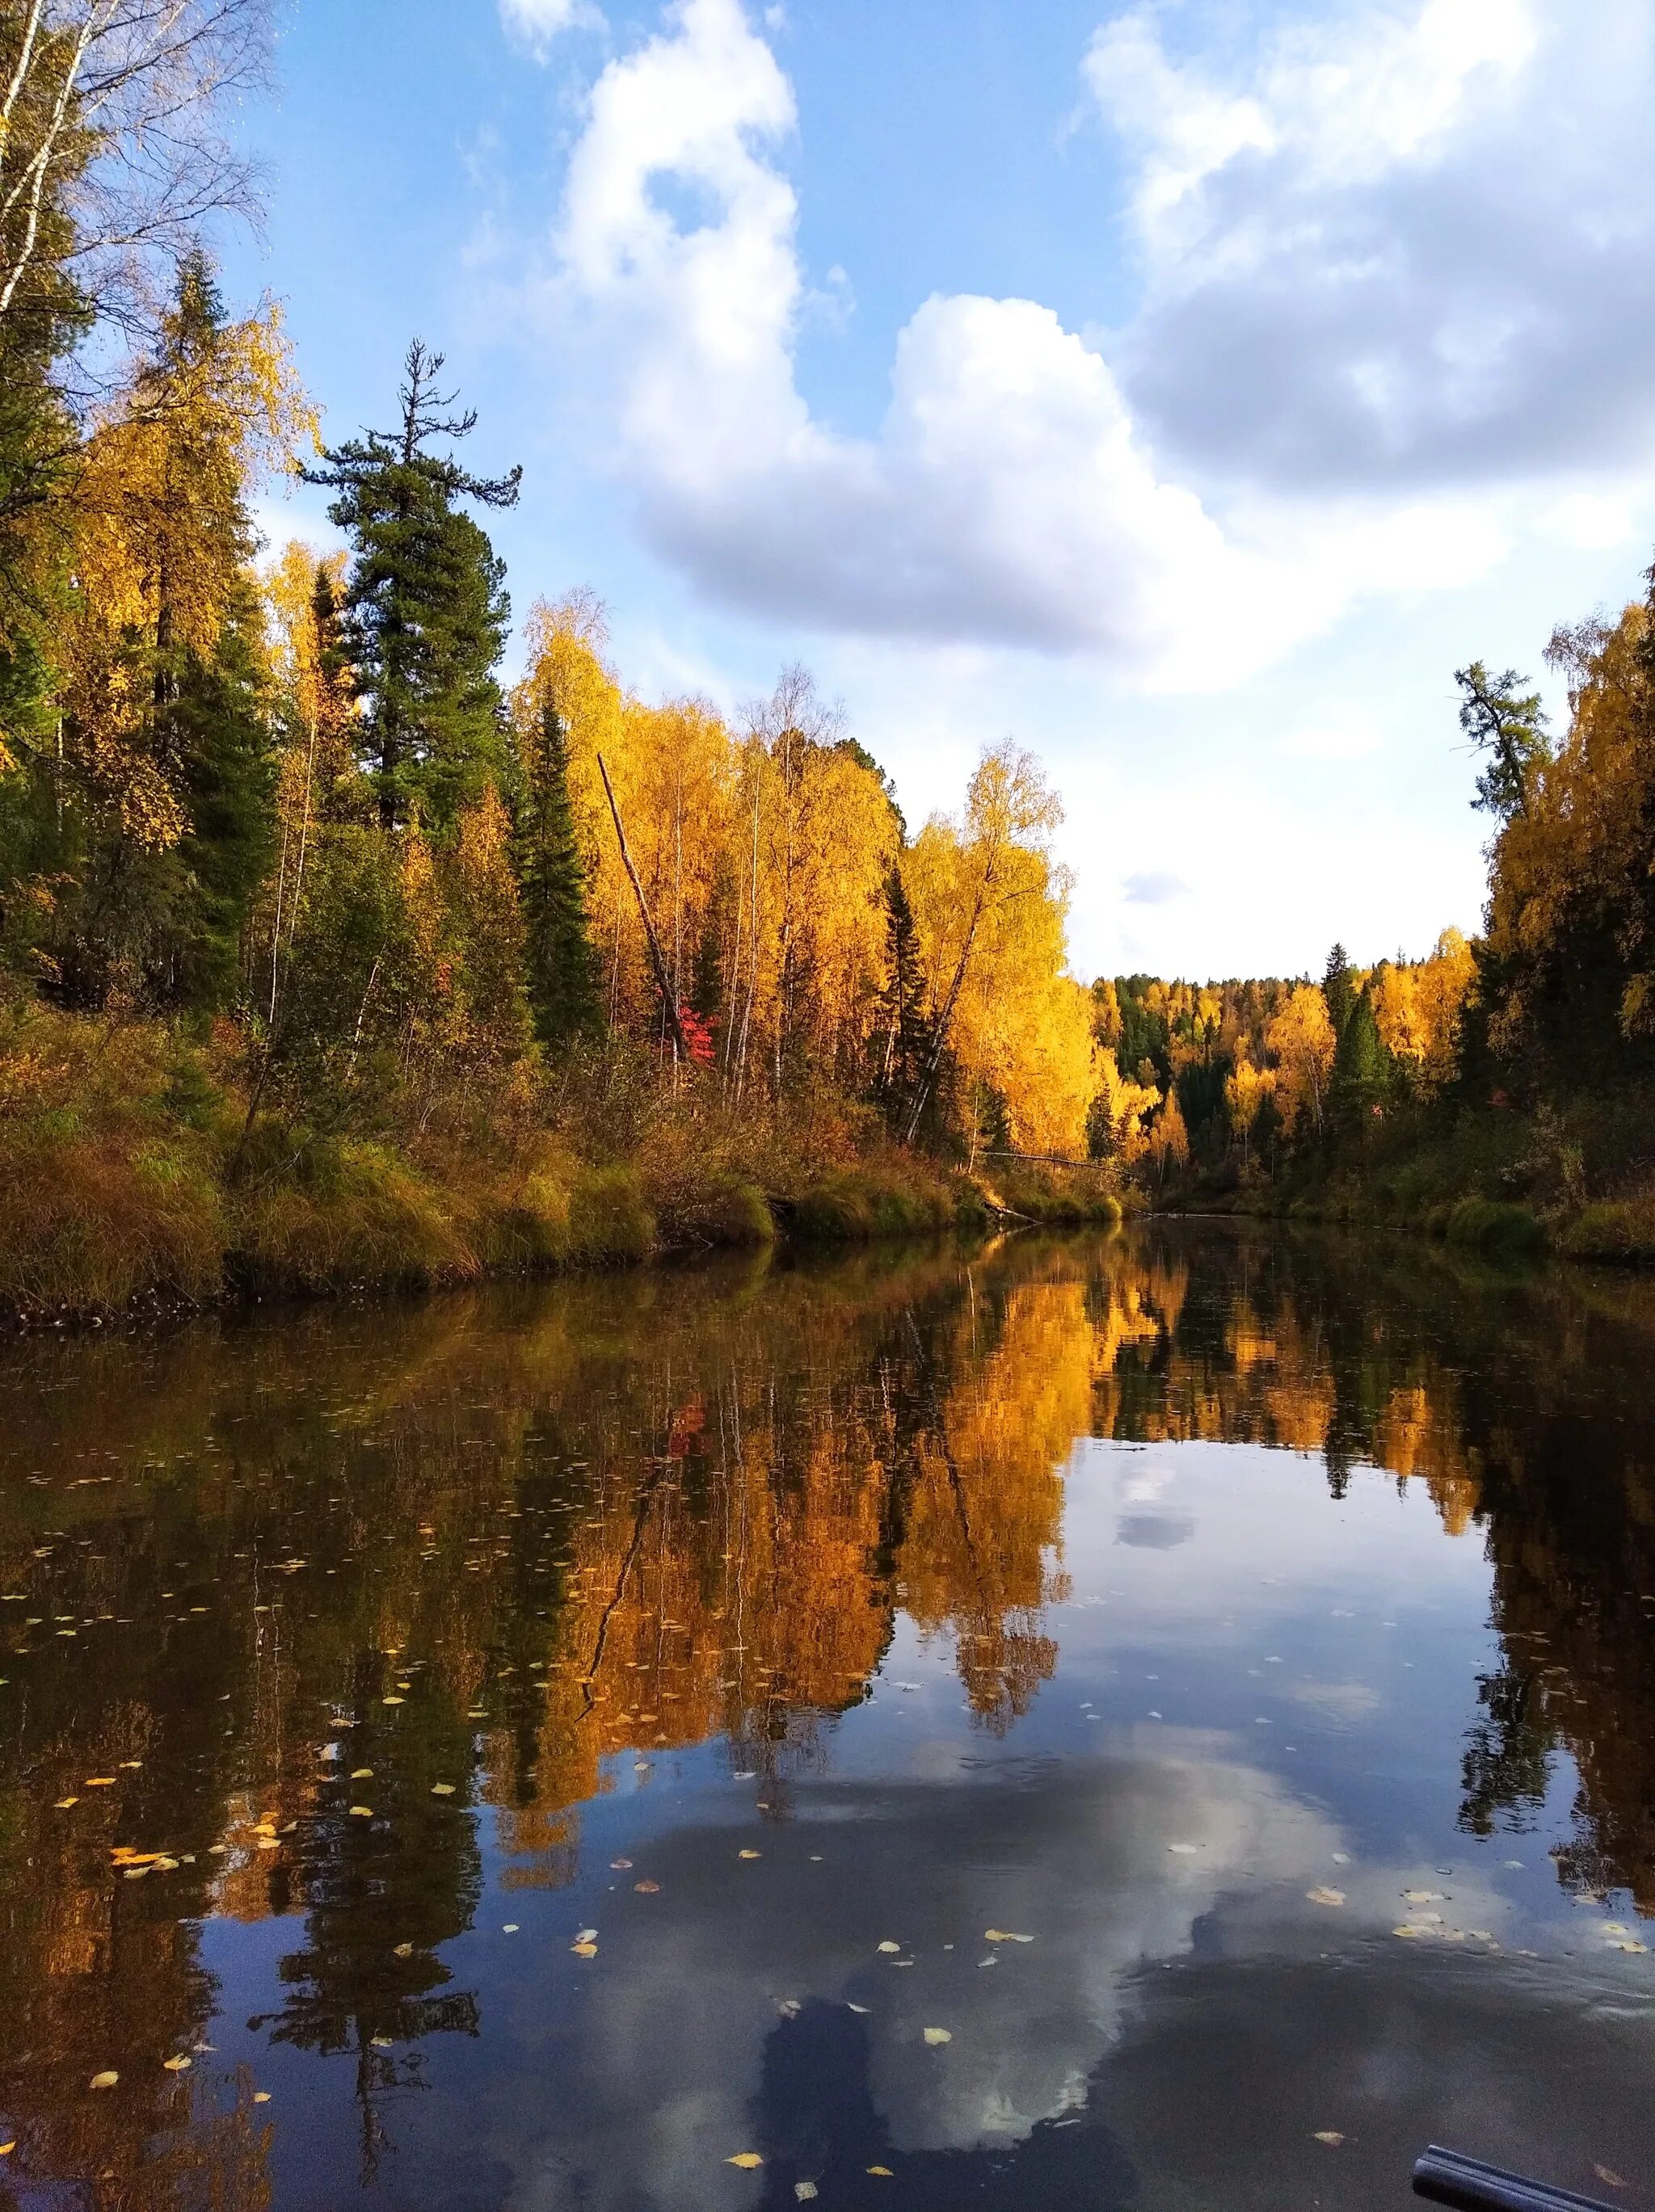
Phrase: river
[{"left": 1, "top": 1224, "right": 1652, "bottom": 2211}]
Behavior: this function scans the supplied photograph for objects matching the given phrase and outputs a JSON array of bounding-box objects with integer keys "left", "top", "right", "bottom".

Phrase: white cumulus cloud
[{"left": 537, "top": 0, "right": 1655, "bottom": 683}]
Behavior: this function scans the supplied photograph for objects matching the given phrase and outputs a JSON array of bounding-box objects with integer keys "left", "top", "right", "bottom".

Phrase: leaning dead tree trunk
[{"left": 597, "top": 751, "right": 695, "bottom": 1065}]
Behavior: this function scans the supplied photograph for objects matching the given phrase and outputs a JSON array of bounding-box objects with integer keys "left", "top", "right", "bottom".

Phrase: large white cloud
[
  {"left": 1091, "top": 0, "right": 1655, "bottom": 494},
  {"left": 539, "top": 0, "right": 1653, "bottom": 683}
]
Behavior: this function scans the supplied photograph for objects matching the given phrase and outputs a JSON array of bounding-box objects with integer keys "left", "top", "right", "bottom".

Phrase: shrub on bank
[
  {"left": 1557, "top": 1192, "right": 1655, "bottom": 1267},
  {"left": 1442, "top": 1196, "right": 1546, "bottom": 1257}
]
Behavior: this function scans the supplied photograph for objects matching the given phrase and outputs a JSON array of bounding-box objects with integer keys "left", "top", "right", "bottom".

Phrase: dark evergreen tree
[
  {"left": 873, "top": 866, "right": 932, "bottom": 1132},
  {"left": 166, "top": 573, "right": 277, "bottom": 1007},
  {"left": 1330, "top": 983, "right": 1392, "bottom": 1142},
  {"left": 1455, "top": 661, "right": 1549, "bottom": 822},
  {"left": 303, "top": 342, "right": 520, "bottom": 834},
  {"left": 516, "top": 700, "right": 600, "bottom": 1050},
  {"left": 1323, "top": 942, "right": 1355, "bottom": 1039}
]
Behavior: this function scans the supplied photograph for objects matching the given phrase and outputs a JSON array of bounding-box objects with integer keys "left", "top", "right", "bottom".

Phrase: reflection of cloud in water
[
  {"left": 1287, "top": 1679, "right": 1383, "bottom": 1722},
  {"left": 1115, "top": 1511, "right": 1195, "bottom": 1550},
  {"left": 496, "top": 1739, "right": 1337, "bottom": 2211}
]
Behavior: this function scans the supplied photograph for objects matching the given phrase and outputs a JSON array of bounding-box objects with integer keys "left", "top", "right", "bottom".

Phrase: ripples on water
[{"left": 0, "top": 1224, "right": 1652, "bottom": 2212}]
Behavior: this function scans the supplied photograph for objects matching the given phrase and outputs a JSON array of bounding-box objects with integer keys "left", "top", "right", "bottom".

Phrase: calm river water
[{"left": 1, "top": 1226, "right": 1653, "bottom": 2212}]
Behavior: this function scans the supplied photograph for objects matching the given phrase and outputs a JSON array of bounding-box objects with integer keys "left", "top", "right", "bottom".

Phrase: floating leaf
[
  {"left": 503, "top": 1923, "right": 520, "bottom": 1934},
  {"left": 739, "top": 1849, "right": 761, "bottom": 1861},
  {"left": 726, "top": 2153, "right": 764, "bottom": 2169},
  {"left": 796, "top": 2184, "right": 818, "bottom": 2201},
  {"left": 877, "top": 1941, "right": 901, "bottom": 1953},
  {"left": 351, "top": 1768, "right": 373, "bottom": 1780},
  {"left": 393, "top": 1942, "right": 414, "bottom": 1958},
  {"left": 162, "top": 2055, "right": 191, "bottom": 2072},
  {"left": 634, "top": 1879, "right": 660, "bottom": 1893},
  {"left": 252, "top": 2092, "right": 271, "bottom": 2105},
  {"left": 431, "top": 1783, "right": 456, "bottom": 1798},
  {"left": 90, "top": 2071, "right": 119, "bottom": 2091},
  {"left": 1167, "top": 1844, "right": 1198, "bottom": 1856},
  {"left": 983, "top": 1929, "right": 1034, "bottom": 1944},
  {"left": 1307, "top": 1887, "right": 1346, "bottom": 1907},
  {"left": 84, "top": 1777, "right": 116, "bottom": 1788},
  {"left": 381, "top": 1696, "right": 404, "bottom": 1706},
  {"left": 349, "top": 1806, "right": 373, "bottom": 1819},
  {"left": 1594, "top": 2168, "right": 1627, "bottom": 2190},
  {"left": 1403, "top": 1890, "right": 1445, "bottom": 1904},
  {"left": 867, "top": 2166, "right": 893, "bottom": 2178},
  {"left": 54, "top": 1798, "right": 78, "bottom": 1810},
  {"left": 923, "top": 2027, "right": 952, "bottom": 2046},
  {"left": 1314, "top": 2131, "right": 1345, "bottom": 2147},
  {"left": 571, "top": 1941, "right": 597, "bottom": 1957},
  {"left": 0, "top": 2141, "right": 14, "bottom": 2154},
  {"left": 611, "top": 1858, "right": 634, "bottom": 1870},
  {"left": 847, "top": 2003, "right": 870, "bottom": 2014}
]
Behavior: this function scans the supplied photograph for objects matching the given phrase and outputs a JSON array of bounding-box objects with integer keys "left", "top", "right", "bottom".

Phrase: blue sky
[{"left": 223, "top": 0, "right": 1655, "bottom": 981}]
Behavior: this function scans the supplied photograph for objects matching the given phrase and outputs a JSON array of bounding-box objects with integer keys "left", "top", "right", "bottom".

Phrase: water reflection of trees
[
  {"left": 1089, "top": 1226, "right": 1655, "bottom": 1915},
  {"left": 2, "top": 1226, "right": 1654, "bottom": 2201}
]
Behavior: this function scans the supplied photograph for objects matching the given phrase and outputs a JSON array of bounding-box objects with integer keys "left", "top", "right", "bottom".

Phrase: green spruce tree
[
  {"left": 874, "top": 865, "right": 933, "bottom": 1133},
  {"left": 1323, "top": 942, "right": 1355, "bottom": 1039},
  {"left": 303, "top": 342, "right": 520, "bottom": 834},
  {"left": 516, "top": 700, "right": 600, "bottom": 1050},
  {"left": 1330, "top": 983, "right": 1392, "bottom": 1142}
]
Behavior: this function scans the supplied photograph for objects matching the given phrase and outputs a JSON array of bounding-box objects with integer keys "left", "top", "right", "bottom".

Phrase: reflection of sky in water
[
  {"left": 196, "top": 1437, "right": 1652, "bottom": 2212},
  {"left": 6, "top": 1230, "right": 1655, "bottom": 2212}
]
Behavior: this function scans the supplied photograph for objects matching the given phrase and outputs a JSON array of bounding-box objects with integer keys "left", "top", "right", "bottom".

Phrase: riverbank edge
[
  {"left": 0, "top": 1135, "right": 1126, "bottom": 1331},
  {"left": 1149, "top": 1184, "right": 1655, "bottom": 1268}
]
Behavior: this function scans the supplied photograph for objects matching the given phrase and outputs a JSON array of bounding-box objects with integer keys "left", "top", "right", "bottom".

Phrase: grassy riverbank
[
  {"left": 0, "top": 1004, "right": 1122, "bottom": 1320},
  {"left": 1148, "top": 1082, "right": 1655, "bottom": 1265}
]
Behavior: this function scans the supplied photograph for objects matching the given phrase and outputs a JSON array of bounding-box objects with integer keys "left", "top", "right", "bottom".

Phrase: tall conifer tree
[
  {"left": 304, "top": 342, "right": 520, "bottom": 834},
  {"left": 517, "top": 700, "right": 600, "bottom": 1050}
]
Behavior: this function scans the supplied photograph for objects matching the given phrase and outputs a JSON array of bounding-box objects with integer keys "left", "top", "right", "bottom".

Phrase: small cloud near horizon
[{"left": 1123, "top": 870, "right": 1190, "bottom": 906}]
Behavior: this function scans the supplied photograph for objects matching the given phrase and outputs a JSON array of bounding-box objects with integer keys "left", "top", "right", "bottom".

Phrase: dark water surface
[{"left": 2, "top": 1226, "right": 1654, "bottom": 2212}]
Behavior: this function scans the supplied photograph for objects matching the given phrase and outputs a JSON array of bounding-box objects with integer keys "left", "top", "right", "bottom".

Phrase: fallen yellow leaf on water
[
  {"left": 725, "top": 2153, "right": 763, "bottom": 2169},
  {"left": 739, "top": 1849, "right": 761, "bottom": 1861},
  {"left": 252, "top": 2092, "right": 271, "bottom": 2105},
  {"left": 1607, "top": 1940, "right": 1648, "bottom": 1953},
  {"left": 877, "top": 1941, "right": 901, "bottom": 1953},
  {"left": 0, "top": 2140, "right": 13, "bottom": 2154},
  {"left": 611, "top": 1858, "right": 633, "bottom": 1870},
  {"left": 867, "top": 2166, "right": 893, "bottom": 2177},
  {"left": 795, "top": 2183, "right": 818, "bottom": 2201},
  {"left": 571, "top": 1941, "right": 597, "bottom": 1957},
  {"left": 162, "top": 2056, "right": 191, "bottom": 2072},
  {"left": 89, "top": 2071, "right": 118, "bottom": 2091},
  {"left": 634, "top": 1879, "right": 660, "bottom": 1893},
  {"left": 1404, "top": 1890, "right": 1445, "bottom": 1905},
  {"left": 381, "top": 1697, "right": 404, "bottom": 1706},
  {"left": 54, "top": 1798, "right": 78, "bottom": 1810},
  {"left": 983, "top": 1930, "right": 1034, "bottom": 1944},
  {"left": 1315, "top": 2131, "right": 1345, "bottom": 2147},
  {"left": 1307, "top": 1888, "right": 1346, "bottom": 1907},
  {"left": 923, "top": 2028, "right": 952, "bottom": 2046},
  {"left": 431, "top": 1783, "right": 456, "bottom": 1797},
  {"left": 349, "top": 1806, "right": 373, "bottom": 1819},
  {"left": 393, "top": 1942, "right": 414, "bottom": 1958},
  {"left": 351, "top": 1768, "right": 373, "bottom": 1780},
  {"left": 85, "top": 1778, "right": 116, "bottom": 1788},
  {"left": 1594, "top": 2168, "right": 1627, "bottom": 2190}
]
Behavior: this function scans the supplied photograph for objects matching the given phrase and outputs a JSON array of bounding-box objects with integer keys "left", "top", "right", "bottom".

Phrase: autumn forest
[{"left": 4, "top": 2, "right": 1655, "bottom": 1316}]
